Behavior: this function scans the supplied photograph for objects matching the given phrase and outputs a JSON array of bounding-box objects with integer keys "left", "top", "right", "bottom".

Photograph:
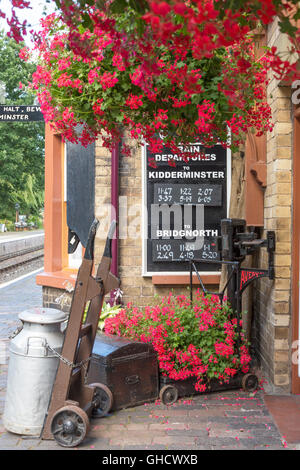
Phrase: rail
[{"left": 0, "top": 243, "right": 44, "bottom": 283}]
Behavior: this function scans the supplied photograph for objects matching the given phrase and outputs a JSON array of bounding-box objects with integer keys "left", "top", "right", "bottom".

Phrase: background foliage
[{"left": 0, "top": 31, "right": 44, "bottom": 223}]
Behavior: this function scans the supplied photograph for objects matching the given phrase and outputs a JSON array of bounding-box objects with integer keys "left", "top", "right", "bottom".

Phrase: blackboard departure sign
[
  {"left": 0, "top": 105, "right": 44, "bottom": 121},
  {"left": 144, "top": 141, "right": 230, "bottom": 274}
]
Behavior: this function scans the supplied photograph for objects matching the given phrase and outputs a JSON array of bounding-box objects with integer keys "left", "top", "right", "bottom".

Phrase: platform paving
[
  {"left": 0, "top": 272, "right": 299, "bottom": 451},
  {"left": 0, "top": 229, "right": 44, "bottom": 242}
]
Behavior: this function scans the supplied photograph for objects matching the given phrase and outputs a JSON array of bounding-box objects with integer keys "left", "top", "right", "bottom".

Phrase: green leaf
[
  {"left": 109, "top": 0, "right": 128, "bottom": 14},
  {"left": 115, "top": 113, "right": 124, "bottom": 122},
  {"left": 81, "top": 13, "right": 93, "bottom": 30}
]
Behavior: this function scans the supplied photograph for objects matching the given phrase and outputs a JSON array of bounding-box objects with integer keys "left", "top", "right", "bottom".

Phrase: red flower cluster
[
  {"left": 125, "top": 94, "right": 143, "bottom": 110},
  {"left": 12, "top": 1, "right": 300, "bottom": 156},
  {"left": 99, "top": 71, "right": 118, "bottom": 90},
  {"left": 104, "top": 290, "right": 251, "bottom": 392}
]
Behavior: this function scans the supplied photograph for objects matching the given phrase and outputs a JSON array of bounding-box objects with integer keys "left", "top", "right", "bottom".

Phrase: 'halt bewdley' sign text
[{"left": 0, "top": 105, "right": 44, "bottom": 121}]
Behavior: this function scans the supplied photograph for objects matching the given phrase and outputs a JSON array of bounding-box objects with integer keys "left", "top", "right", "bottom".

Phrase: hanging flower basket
[{"left": 24, "top": 6, "right": 276, "bottom": 159}]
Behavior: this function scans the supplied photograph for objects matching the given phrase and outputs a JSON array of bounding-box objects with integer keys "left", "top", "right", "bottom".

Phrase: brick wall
[
  {"left": 94, "top": 134, "right": 218, "bottom": 310},
  {"left": 251, "top": 22, "right": 293, "bottom": 391},
  {"left": 43, "top": 286, "right": 73, "bottom": 313}
]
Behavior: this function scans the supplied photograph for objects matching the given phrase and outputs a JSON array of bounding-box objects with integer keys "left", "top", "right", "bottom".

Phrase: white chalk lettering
[{"left": 148, "top": 171, "right": 224, "bottom": 179}]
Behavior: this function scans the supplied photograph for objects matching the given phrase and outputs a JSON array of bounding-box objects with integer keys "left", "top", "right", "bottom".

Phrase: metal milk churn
[{"left": 3, "top": 307, "right": 68, "bottom": 436}]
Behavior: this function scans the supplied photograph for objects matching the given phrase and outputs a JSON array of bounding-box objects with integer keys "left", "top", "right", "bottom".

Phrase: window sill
[
  {"left": 36, "top": 269, "right": 78, "bottom": 290},
  {"left": 152, "top": 274, "right": 221, "bottom": 285}
]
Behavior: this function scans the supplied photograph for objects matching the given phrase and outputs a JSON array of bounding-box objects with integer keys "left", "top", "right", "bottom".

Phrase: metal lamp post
[{"left": 15, "top": 203, "right": 20, "bottom": 224}]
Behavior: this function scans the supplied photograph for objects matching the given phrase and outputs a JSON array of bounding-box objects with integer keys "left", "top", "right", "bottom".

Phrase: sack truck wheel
[
  {"left": 159, "top": 385, "right": 179, "bottom": 405},
  {"left": 241, "top": 373, "right": 259, "bottom": 392},
  {"left": 50, "top": 405, "right": 89, "bottom": 448},
  {"left": 90, "top": 382, "right": 113, "bottom": 418}
]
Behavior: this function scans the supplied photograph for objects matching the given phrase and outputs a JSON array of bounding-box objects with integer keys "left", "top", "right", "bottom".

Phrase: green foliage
[
  {"left": 34, "top": 10, "right": 269, "bottom": 152},
  {"left": 0, "top": 218, "right": 14, "bottom": 231},
  {"left": 83, "top": 301, "right": 122, "bottom": 331},
  {"left": 0, "top": 31, "right": 45, "bottom": 222},
  {"left": 97, "top": 302, "right": 123, "bottom": 332}
]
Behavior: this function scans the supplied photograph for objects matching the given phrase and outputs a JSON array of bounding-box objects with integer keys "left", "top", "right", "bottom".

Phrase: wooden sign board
[
  {"left": 143, "top": 141, "right": 231, "bottom": 275},
  {"left": 0, "top": 105, "right": 44, "bottom": 121},
  {"left": 66, "top": 140, "right": 95, "bottom": 249}
]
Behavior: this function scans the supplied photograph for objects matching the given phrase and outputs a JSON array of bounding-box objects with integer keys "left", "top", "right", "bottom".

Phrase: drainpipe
[{"left": 110, "top": 140, "right": 119, "bottom": 305}]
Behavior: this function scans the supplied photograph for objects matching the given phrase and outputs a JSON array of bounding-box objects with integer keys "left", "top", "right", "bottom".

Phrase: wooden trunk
[{"left": 87, "top": 334, "right": 159, "bottom": 410}]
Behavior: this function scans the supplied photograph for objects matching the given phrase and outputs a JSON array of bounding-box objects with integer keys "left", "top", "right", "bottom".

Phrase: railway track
[{"left": 0, "top": 243, "right": 44, "bottom": 285}]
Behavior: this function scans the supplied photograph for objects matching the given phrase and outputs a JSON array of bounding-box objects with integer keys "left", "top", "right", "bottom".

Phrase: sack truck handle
[
  {"left": 84, "top": 218, "right": 100, "bottom": 260},
  {"left": 103, "top": 220, "right": 117, "bottom": 258}
]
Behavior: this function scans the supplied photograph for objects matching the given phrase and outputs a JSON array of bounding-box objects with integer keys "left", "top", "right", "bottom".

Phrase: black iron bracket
[{"left": 189, "top": 228, "right": 276, "bottom": 313}]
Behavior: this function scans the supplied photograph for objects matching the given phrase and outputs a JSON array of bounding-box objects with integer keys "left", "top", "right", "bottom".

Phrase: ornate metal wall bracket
[{"left": 189, "top": 219, "right": 276, "bottom": 312}]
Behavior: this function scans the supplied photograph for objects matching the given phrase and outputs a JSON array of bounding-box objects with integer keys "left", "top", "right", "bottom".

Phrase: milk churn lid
[{"left": 19, "top": 307, "right": 68, "bottom": 324}]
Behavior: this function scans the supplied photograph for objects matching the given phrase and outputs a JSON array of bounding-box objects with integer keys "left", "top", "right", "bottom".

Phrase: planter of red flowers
[{"left": 104, "top": 290, "right": 258, "bottom": 403}]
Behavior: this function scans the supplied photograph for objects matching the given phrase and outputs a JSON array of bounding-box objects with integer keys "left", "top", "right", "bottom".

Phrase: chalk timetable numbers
[
  {"left": 179, "top": 187, "right": 192, "bottom": 204},
  {"left": 156, "top": 186, "right": 173, "bottom": 203},
  {"left": 153, "top": 242, "right": 174, "bottom": 261},
  {"left": 154, "top": 184, "right": 222, "bottom": 207},
  {"left": 152, "top": 239, "right": 220, "bottom": 263}
]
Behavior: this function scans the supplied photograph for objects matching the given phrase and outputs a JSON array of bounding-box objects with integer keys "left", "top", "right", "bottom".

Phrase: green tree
[{"left": 0, "top": 31, "right": 44, "bottom": 223}]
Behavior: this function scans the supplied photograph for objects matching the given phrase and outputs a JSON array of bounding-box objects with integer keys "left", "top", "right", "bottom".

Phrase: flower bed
[{"left": 104, "top": 290, "right": 251, "bottom": 393}]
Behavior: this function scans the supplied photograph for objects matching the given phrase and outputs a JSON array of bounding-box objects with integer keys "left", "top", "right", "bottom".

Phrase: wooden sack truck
[{"left": 40, "top": 219, "right": 119, "bottom": 448}]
